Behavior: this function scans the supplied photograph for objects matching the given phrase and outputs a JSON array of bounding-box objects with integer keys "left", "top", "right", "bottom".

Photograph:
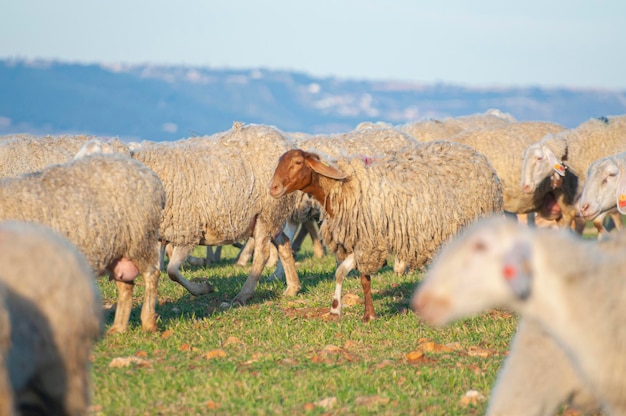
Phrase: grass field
[{"left": 90, "top": 239, "right": 536, "bottom": 415}]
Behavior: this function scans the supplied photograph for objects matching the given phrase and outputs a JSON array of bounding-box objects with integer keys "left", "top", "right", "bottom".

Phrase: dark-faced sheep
[
  {"left": 520, "top": 115, "right": 626, "bottom": 237},
  {"left": 269, "top": 141, "right": 503, "bottom": 321}
]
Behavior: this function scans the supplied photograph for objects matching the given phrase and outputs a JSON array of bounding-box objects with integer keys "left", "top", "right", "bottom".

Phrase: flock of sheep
[{"left": 0, "top": 110, "right": 625, "bottom": 414}]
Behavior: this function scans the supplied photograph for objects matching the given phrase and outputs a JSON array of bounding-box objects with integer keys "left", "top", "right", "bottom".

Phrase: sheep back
[
  {"left": 133, "top": 123, "right": 296, "bottom": 246},
  {"left": 0, "top": 154, "right": 165, "bottom": 277},
  {"left": 451, "top": 121, "right": 566, "bottom": 213},
  {"left": 0, "top": 134, "right": 130, "bottom": 178},
  {"left": 321, "top": 140, "right": 503, "bottom": 273}
]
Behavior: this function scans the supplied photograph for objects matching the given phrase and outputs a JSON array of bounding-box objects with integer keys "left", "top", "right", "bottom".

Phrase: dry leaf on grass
[
  {"left": 134, "top": 350, "right": 148, "bottom": 358},
  {"left": 418, "top": 341, "right": 456, "bottom": 353},
  {"left": 310, "top": 344, "right": 360, "bottom": 364},
  {"left": 467, "top": 346, "right": 495, "bottom": 358},
  {"left": 223, "top": 336, "right": 243, "bottom": 347},
  {"left": 355, "top": 395, "right": 390, "bottom": 406},
  {"left": 302, "top": 403, "right": 316, "bottom": 412},
  {"left": 204, "top": 349, "right": 227, "bottom": 360},
  {"left": 459, "top": 390, "right": 486, "bottom": 407},
  {"left": 406, "top": 350, "right": 425, "bottom": 364},
  {"left": 205, "top": 400, "right": 220, "bottom": 410},
  {"left": 109, "top": 356, "right": 152, "bottom": 368},
  {"left": 160, "top": 329, "right": 174, "bottom": 340},
  {"left": 374, "top": 359, "right": 395, "bottom": 369},
  {"left": 341, "top": 293, "right": 361, "bottom": 306},
  {"left": 315, "top": 397, "right": 338, "bottom": 410}
]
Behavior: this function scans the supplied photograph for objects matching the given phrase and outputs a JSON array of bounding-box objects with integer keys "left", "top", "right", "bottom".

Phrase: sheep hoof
[
  {"left": 189, "top": 281, "right": 216, "bottom": 296},
  {"left": 107, "top": 324, "right": 127, "bottom": 335},
  {"left": 142, "top": 321, "right": 158, "bottom": 332},
  {"left": 231, "top": 298, "right": 246, "bottom": 308},
  {"left": 361, "top": 314, "right": 376, "bottom": 323},
  {"left": 283, "top": 285, "right": 300, "bottom": 297}
]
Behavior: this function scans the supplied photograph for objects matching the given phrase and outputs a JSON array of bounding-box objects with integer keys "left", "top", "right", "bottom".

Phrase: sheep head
[
  {"left": 580, "top": 156, "right": 626, "bottom": 219},
  {"left": 411, "top": 216, "right": 533, "bottom": 327},
  {"left": 269, "top": 149, "right": 347, "bottom": 200}
]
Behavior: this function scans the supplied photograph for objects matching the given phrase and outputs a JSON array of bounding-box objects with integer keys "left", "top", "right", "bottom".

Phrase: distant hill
[{"left": 1, "top": 58, "right": 625, "bottom": 141}]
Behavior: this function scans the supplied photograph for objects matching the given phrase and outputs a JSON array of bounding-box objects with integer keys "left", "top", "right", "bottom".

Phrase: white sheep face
[
  {"left": 521, "top": 142, "right": 561, "bottom": 194},
  {"left": 411, "top": 217, "right": 528, "bottom": 327},
  {"left": 579, "top": 157, "right": 622, "bottom": 219}
]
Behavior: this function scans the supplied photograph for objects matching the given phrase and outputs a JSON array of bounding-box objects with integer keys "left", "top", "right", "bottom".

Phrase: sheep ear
[
  {"left": 502, "top": 241, "right": 533, "bottom": 300},
  {"left": 305, "top": 155, "right": 348, "bottom": 180},
  {"left": 617, "top": 172, "right": 626, "bottom": 214},
  {"left": 545, "top": 148, "right": 565, "bottom": 177}
]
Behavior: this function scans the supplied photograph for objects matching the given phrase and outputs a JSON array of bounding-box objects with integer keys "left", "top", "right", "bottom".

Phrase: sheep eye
[
  {"left": 473, "top": 240, "right": 487, "bottom": 252},
  {"left": 535, "top": 155, "right": 543, "bottom": 161}
]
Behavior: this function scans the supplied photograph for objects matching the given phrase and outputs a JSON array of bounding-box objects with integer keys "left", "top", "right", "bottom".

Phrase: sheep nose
[
  {"left": 580, "top": 202, "right": 589, "bottom": 215},
  {"left": 522, "top": 183, "right": 532, "bottom": 194}
]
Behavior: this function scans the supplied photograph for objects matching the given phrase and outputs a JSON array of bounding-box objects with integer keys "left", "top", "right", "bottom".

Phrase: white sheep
[
  {"left": 520, "top": 115, "right": 626, "bottom": 236},
  {"left": 0, "top": 221, "right": 103, "bottom": 415},
  {"left": 487, "top": 318, "right": 600, "bottom": 416},
  {"left": 412, "top": 216, "right": 626, "bottom": 414},
  {"left": 579, "top": 151, "right": 626, "bottom": 223},
  {"left": 0, "top": 134, "right": 130, "bottom": 178},
  {"left": 130, "top": 123, "right": 301, "bottom": 305},
  {"left": 446, "top": 121, "right": 566, "bottom": 217},
  {"left": 0, "top": 154, "right": 166, "bottom": 333},
  {"left": 397, "top": 109, "right": 516, "bottom": 142},
  {"left": 269, "top": 141, "right": 503, "bottom": 321}
]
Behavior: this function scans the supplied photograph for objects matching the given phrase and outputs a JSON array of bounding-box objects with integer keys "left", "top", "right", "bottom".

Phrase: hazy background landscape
[
  {"left": 2, "top": 1, "right": 625, "bottom": 142},
  {"left": 2, "top": 58, "right": 626, "bottom": 142}
]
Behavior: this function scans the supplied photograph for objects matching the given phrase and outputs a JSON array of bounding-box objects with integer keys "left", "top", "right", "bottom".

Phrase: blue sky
[{"left": 1, "top": 0, "right": 625, "bottom": 89}]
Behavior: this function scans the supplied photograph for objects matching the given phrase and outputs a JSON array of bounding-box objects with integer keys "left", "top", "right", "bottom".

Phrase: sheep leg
[
  {"left": 269, "top": 221, "right": 298, "bottom": 282},
  {"left": 232, "top": 224, "right": 271, "bottom": 305},
  {"left": 0, "top": 350, "right": 14, "bottom": 415},
  {"left": 272, "top": 230, "right": 300, "bottom": 297},
  {"left": 329, "top": 253, "right": 356, "bottom": 317},
  {"left": 235, "top": 238, "right": 255, "bottom": 267},
  {"left": 109, "top": 280, "right": 134, "bottom": 333},
  {"left": 304, "top": 219, "right": 325, "bottom": 258},
  {"left": 291, "top": 224, "right": 307, "bottom": 254},
  {"left": 140, "top": 263, "right": 160, "bottom": 332},
  {"left": 167, "top": 245, "right": 215, "bottom": 296},
  {"left": 393, "top": 255, "right": 408, "bottom": 275},
  {"left": 211, "top": 245, "right": 222, "bottom": 262},
  {"left": 360, "top": 273, "right": 376, "bottom": 322}
]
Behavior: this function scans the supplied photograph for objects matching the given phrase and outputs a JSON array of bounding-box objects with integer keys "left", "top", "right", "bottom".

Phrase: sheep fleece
[{"left": 320, "top": 140, "right": 504, "bottom": 273}]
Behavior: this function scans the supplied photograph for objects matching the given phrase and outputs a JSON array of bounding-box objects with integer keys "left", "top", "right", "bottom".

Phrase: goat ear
[
  {"left": 617, "top": 171, "right": 626, "bottom": 214},
  {"left": 545, "top": 148, "right": 565, "bottom": 177},
  {"left": 305, "top": 155, "right": 348, "bottom": 180},
  {"left": 502, "top": 241, "right": 533, "bottom": 300}
]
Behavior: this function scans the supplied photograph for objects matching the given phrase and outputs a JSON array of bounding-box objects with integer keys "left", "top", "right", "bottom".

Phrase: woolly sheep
[
  {"left": 449, "top": 121, "right": 566, "bottom": 216},
  {"left": 521, "top": 115, "right": 626, "bottom": 236},
  {"left": 0, "top": 134, "right": 130, "bottom": 178},
  {"left": 579, "top": 151, "right": 626, "bottom": 223},
  {"left": 130, "top": 123, "right": 301, "bottom": 305},
  {"left": 412, "top": 216, "right": 626, "bottom": 414},
  {"left": 397, "top": 109, "right": 516, "bottom": 142},
  {"left": 288, "top": 124, "right": 421, "bottom": 274},
  {"left": 487, "top": 319, "right": 600, "bottom": 416},
  {"left": 0, "top": 154, "right": 166, "bottom": 333},
  {"left": 0, "top": 221, "right": 103, "bottom": 415},
  {"left": 269, "top": 141, "right": 504, "bottom": 321}
]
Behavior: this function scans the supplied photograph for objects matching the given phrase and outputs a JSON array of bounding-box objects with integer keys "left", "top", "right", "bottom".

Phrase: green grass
[{"left": 91, "top": 241, "right": 519, "bottom": 416}]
